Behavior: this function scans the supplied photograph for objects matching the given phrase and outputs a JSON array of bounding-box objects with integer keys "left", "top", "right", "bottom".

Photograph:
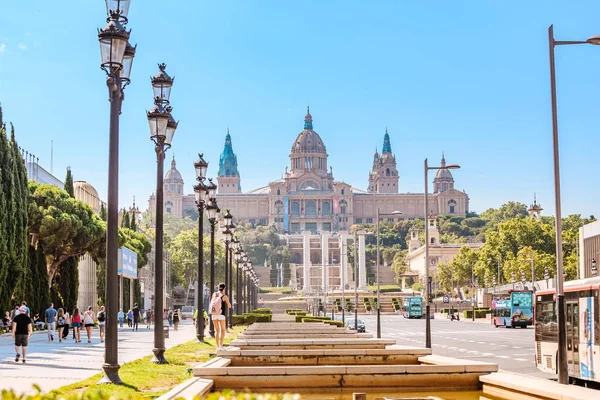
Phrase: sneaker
[
  {"left": 15, "top": 353, "right": 20, "bottom": 362},
  {"left": 50, "top": 335, "right": 54, "bottom": 341},
  {"left": 22, "top": 358, "right": 25, "bottom": 363}
]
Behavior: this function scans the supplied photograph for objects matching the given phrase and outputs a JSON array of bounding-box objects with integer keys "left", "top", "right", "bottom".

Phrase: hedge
[
  {"left": 366, "top": 284, "right": 403, "bottom": 293},
  {"left": 324, "top": 320, "right": 344, "bottom": 327},
  {"left": 285, "top": 309, "right": 303, "bottom": 314},
  {"left": 252, "top": 314, "right": 272, "bottom": 322},
  {"left": 441, "top": 308, "right": 459, "bottom": 314},
  {"left": 253, "top": 308, "right": 272, "bottom": 314},
  {"left": 463, "top": 310, "right": 488, "bottom": 319},
  {"left": 259, "top": 287, "right": 292, "bottom": 294},
  {"left": 296, "top": 315, "right": 331, "bottom": 322},
  {"left": 232, "top": 315, "right": 245, "bottom": 326},
  {"left": 302, "top": 318, "right": 327, "bottom": 323}
]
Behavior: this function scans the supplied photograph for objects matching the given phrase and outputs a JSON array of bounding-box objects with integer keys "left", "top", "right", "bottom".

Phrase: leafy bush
[
  {"left": 232, "top": 315, "right": 245, "bottom": 326},
  {"left": 243, "top": 314, "right": 256, "bottom": 324},
  {"left": 324, "top": 320, "right": 344, "bottom": 327},
  {"left": 252, "top": 314, "right": 272, "bottom": 322},
  {"left": 462, "top": 310, "right": 489, "bottom": 319},
  {"left": 302, "top": 318, "right": 326, "bottom": 323},
  {"left": 366, "top": 284, "right": 403, "bottom": 293},
  {"left": 253, "top": 308, "right": 272, "bottom": 315},
  {"left": 441, "top": 308, "right": 459, "bottom": 314}
]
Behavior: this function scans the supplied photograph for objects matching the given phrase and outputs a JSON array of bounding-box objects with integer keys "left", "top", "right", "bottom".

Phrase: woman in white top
[{"left": 83, "top": 306, "right": 95, "bottom": 344}]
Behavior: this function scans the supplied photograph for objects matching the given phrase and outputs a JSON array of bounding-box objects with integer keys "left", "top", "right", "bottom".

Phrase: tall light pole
[
  {"left": 375, "top": 209, "right": 402, "bottom": 338},
  {"left": 221, "top": 210, "right": 235, "bottom": 328},
  {"left": 548, "top": 24, "right": 600, "bottom": 383},
  {"left": 353, "top": 231, "right": 358, "bottom": 332},
  {"left": 97, "top": 0, "right": 135, "bottom": 384},
  {"left": 147, "top": 63, "right": 177, "bottom": 364},
  {"left": 205, "top": 182, "right": 219, "bottom": 337},
  {"left": 193, "top": 154, "right": 208, "bottom": 342},
  {"left": 424, "top": 158, "right": 460, "bottom": 348}
]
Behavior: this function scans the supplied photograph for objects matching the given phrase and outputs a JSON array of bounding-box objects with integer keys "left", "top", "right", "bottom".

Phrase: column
[
  {"left": 302, "top": 230, "right": 311, "bottom": 293},
  {"left": 130, "top": 278, "right": 134, "bottom": 311},
  {"left": 358, "top": 231, "right": 367, "bottom": 288},
  {"left": 321, "top": 232, "right": 329, "bottom": 292},
  {"left": 341, "top": 233, "right": 349, "bottom": 288}
]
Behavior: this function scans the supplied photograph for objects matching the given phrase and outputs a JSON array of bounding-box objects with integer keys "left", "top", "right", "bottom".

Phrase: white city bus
[{"left": 535, "top": 277, "right": 600, "bottom": 383}]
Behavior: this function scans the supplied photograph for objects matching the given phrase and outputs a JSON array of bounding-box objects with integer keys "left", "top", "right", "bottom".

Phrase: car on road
[
  {"left": 345, "top": 317, "right": 366, "bottom": 332},
  {"left": 180, "top": 306, "right": 194, "bottom": 320}
]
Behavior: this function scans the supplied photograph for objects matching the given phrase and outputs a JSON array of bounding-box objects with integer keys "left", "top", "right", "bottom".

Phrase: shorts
[
  {"left": 85, "top": 323, "right": 94, "bottom": 328},
  {"left": 211, "top": 315, "right": 226, "bottom": 321},
  {"left": 73, "top": 322, "right": 81, "bottom": 328},
  {"left": 98, "top": 324, "right": 105, "bottom": 333},
  {"left": 57, "top": 324, "right": 66, "bottom": 329},
  {"left": 15, "top": 334, "right": 29, "bottom": 347}
]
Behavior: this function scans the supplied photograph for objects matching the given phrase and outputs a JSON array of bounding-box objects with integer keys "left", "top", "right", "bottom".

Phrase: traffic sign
[{"left": 443, "top": 296, "right": 449, "bottom": 304}]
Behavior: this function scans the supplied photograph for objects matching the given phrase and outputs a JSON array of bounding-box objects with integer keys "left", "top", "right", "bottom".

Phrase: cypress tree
[
  {"left": 0, "top": 107, "right": 10, "bottom": 313},
  {"left": 100, "top": 203, "right": 107, "bottom": 222},
  {"left": 121, "top": 210, "right": 130, "bottom": 229},
  {"left": 130, "top": 211, "right": 138, "bottom": 231}
]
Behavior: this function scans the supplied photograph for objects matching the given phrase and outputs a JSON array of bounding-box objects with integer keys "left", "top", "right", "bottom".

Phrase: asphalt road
[{"left": 360, "top": 313, "right": 555, "bottom": 379}]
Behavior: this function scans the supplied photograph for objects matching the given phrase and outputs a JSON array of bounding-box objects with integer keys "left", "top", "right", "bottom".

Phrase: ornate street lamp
[
  {"left": 592, "top": 259, "right": 598, "bottom": 277},
  {"left": 221, "top": 221, "right": 233, "bottom": 329},
  {"left": 97, "top": 1, "right": 135, "bottom": 384},
  {"left": 148, "top": 63, "right": 175, "bottom": 365},
  {"left": 206, "top": 197, "right": 220, "bottom": 337},
  {"left": 193, "top": 153, "right": 208, "bottom": 342}
]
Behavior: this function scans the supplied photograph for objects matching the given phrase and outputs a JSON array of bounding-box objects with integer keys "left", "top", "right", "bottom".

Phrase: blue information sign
[{"left": 118, "top": 247, "right": 138, "bottom": 280}]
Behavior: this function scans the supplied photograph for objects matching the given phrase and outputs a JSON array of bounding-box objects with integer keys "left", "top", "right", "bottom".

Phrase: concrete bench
[
  {"left": 480, "top": 372, "right": 599, "bottom": 400},
  {"left": 229, "top": 338, "right": 396, "bottom": 350}
]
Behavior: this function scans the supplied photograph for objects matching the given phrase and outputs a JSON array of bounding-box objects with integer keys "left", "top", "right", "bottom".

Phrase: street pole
[
  {"left": 531, "top": 248, "right": 535, "bottom": 293},
  {"left": 472, "top": 264, "right": 475, "bottom": 321},
  {"left": 209, "top": 217, "right": 217, "bottom": 337},
  {"left": 341, "top": 239, "right": 345, "bottom": 323},
  {"left": 548, "top": 24, "right": 567, "bottom": 384},
  {"left": 354, "top": 231, "right": 358, "bottom": 331},
  {"left": 228, "top": 247, "right": 233, "bottom": 328},
  {"left": 424, "top": 159, "right": 431, "bottom": 349},
  {"left": 376, "top": 208, "right": 381, "bottom": 339},
  {"left": 195, "top": 184, "right": 205, "bottom": 342}
]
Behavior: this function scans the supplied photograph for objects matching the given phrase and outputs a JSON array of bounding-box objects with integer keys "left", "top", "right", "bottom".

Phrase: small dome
[
  {"left": 165, "top": 157, "right": 184, "bottom": 183},
  {"left": 291, "top": 107, "right": 327, "bottom": 155},
  {"left": 74, "top": 181, "right": 100, "bottom": 199},
  {"left": 434, "top": 168, "right": 454, "bottom": 180}
]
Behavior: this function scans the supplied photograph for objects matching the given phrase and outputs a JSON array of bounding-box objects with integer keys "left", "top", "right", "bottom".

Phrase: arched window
[
  {"left": 291, "top": 202, "right": 300, "bottom": 216},
  {"left": 322, "top": 202, "right": 331, "bottom": 216},
  {"left": 386, "top": 168, "right": 390, "bottom": 176},
  {"left": 430, "top": 237, "right": 436, "bottom": 245},
  {"left": 448, "top": 199, "right": 457, "bottom": 214},
  {"left": 339, "top": 199, "right": 348, "bottom": 215},
  {"left": 276, "top": 188, "right": 281, "bottom": 196},
  {"left": 299, "top": 180, "right": 320, "bottom": 191},
  {"left": 305, "top": 201, "right": 316, "bottom": 217}
]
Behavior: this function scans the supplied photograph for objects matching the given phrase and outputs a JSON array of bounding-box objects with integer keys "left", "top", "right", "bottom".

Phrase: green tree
[
  {"left": 121, "top": 210, "right": 130, "bottom": 229},
  {"left": 130, "top": 212, "right": 138, "bottom": 231},
  {"left": 480, "top": 201, "right": 528, "bottom": 225},
  {"left": 282, "top": 247, "right": 291, "bottom": 286},
  {"left": 391, "top": 249, "right": 408, "bottom": 282},
  {"left": 28, "top": 182, "right": 106, "bottom": 286},
  {"left": 100, "top": 203, "right": 107, "bottom": 222}
]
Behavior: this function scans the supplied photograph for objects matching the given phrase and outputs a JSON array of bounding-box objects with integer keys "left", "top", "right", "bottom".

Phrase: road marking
[
  {"left": 515, "top": 358, "right": 529, "bottom": 362},
  {"left": 467, "top": 350, "right": 480, "bottom": 354},
  {"left": 496, "top": 355, "right": 510, "bottom": 359},
  {"left": 512, "top": 346, "right": 522, "bottom": 349}
]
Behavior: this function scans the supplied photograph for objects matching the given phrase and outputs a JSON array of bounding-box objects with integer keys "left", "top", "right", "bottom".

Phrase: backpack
[
  {"left": 210, "top": 294, "right": 223, "bottom": 315},
  {"left": 58, "top": 316, "right": 65, "bottom": 326},
  {"left": 98, "top": 311, "right": 106, "bottom": 322}
]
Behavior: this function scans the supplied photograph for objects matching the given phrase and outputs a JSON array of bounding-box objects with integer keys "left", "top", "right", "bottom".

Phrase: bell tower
[
  {"left": 368, "top": 128, "right": 399, "bottom": 193},
  {"left": 217, "top": 129, "right": 242, "bottom": 194}
]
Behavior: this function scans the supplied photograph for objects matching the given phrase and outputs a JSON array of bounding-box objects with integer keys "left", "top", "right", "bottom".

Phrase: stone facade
[{"left": 147, "top": 108, "right": 470, "bottom": 233}]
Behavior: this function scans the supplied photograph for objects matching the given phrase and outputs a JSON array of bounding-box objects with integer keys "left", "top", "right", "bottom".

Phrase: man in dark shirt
[
  {"left": 132, "top": 303, "right": 140, "bottom": 332},
  {"left": 12, "top": 305, "right": 32, "bottom": 363}
]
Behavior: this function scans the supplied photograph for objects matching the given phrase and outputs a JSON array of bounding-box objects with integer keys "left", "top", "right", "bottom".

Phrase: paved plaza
[
  {"left": 361, "top": 314, "right": 554, "bottom": 379},
  {"left": 0, "top": 321, "right": 198, "bottom": 395}
]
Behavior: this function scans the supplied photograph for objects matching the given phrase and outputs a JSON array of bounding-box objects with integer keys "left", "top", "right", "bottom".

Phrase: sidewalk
[{"left": 0, "top": 321, "right": 199, "bottom": 396}]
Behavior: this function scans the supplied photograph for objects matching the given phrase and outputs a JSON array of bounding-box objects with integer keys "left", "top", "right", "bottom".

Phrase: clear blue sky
[{"left": 1, "top": 1, "right": 599, "bottom": 217}]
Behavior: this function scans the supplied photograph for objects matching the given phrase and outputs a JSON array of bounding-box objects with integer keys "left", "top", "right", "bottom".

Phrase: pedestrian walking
[
  {"left": 44, "top": 303, "right": 57, "bottom": 342},
  {"left": 168, "top": 308, "right": 173, "bottom": 326},
  {"left": 72, "top": 307, "right": 82, "bottom": 343},
  {"left": 21, "top": 301, "right": 31, "bottom": 317},
  {"left": 127, "top": 309, "right": 133, "bottom": 328},
  {"left": 83, "top": 306, "right": 95, "bottom": 343},
  {"left": 132, "top": 303, "right": 140, "bottom": 331},
  {"left": 56, "top": 308, "right": 66, "bottom": 343},
  {"left": 210, "top": 283, "right": 232, "bottom": 350},
  {"left": 12, "top": 305, "right": 32, "bottom": 363},
  {"left": 63, "top": 311, "right": 71, "bottom": 339},
  {"left": 97, "top": 306, "right": 106, "bottom": 343},
  {"left": 172, "top": 309, "right": 180, "bottom": 331},
  {"left": 145, "top": 309, "right": 153, "bottom": 329},
  {"left": 118, "top": 309, "right": 124, "bottom": 327}
]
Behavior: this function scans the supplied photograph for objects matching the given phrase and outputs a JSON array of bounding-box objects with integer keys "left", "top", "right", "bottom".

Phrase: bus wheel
[{"left": 494, "top": 321, "right": 498, "bottom": 328}]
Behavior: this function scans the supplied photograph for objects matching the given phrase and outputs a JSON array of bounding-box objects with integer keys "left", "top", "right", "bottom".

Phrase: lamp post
[
  {"left": 548, "top": 24, "right": 600, "bottom": 384},
  {"left": 205, "top": 182, "right": 219, "bottom": 337},
  {"left": 97, "top": 0, "right": 135, "bottom": 384},
  {"left": 193, "top": 154, "right": 208, "bottom": 342},
  {"left": 148, "top": 63, "right": 176, "bottom": 365},
  {"left": 375, "top": 209, "right": 402, "bottom": 338},
  {"left": 353, "top": 231, "right": 359, "bottom": 332},
  {"left": 424, "top": 158, "right": 460, "bottom": 349},
  {"left": 221, "top": 210, "right": 235, "bottom": 328}
]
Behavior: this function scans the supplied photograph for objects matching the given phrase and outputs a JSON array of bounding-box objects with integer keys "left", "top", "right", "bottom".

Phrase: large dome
[
  {"left": 291, "top": 107, "right": 327, "bottom": 155},
  {"left": 165, "top": 157, "right": 183, "bottom": 183},
  {"left": 433, "top": 153, "right": 453, "bottom": 181}
]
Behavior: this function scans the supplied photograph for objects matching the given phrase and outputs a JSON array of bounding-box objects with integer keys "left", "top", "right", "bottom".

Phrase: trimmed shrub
[
  {"left": 302, "top": 318, "right": 327, "bottom": 323},
  {"left": 259, "top": 287, "right": 292, "bottom": 294},
  {"left": 243, "top": 314, "right": 256, "bottom": 324},
  {"left": 232, "top": 315, "right": 245, "bottom": 326},
  {"left": 285, "top": 309, "right": 303, "bottom": 314},
  {"left": 441, "top": 308, "right": 459, "bottom": 314},
  {"left": 252, "top": 314, "right": 272, "bottom": 322},
  {"left": 324, "top": 320, "right": 344, "bottom": 327},
  {"left": 253, "top": 308, "right": 272, "bottom": 315},
  {"left": 462, "top": 309, "right": 488, "bottom": 319}
]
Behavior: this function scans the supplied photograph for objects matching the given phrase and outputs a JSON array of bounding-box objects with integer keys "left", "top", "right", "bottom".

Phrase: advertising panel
[{"left": 118, "top": 247, "right": 138, "bottom": 280}]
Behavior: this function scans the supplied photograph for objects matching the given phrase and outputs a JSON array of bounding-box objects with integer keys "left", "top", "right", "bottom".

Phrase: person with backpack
[
  {"left": 210, "top": 283, "right": 232, "bottom": 350},
  {"left": 97, "top": 306, "right": 106, "bottom": 343},
  {"left": 56, "top": 308, "right": 66, "bottom": 343}
]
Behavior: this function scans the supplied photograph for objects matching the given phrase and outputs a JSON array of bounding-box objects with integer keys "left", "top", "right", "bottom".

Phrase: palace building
[{"left": 148, "top": 108, "right": 470, "bottom": 234}]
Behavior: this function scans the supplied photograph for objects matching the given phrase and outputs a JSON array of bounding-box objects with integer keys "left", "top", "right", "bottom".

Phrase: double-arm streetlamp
[
  {"left": 193, "top": 154, "right": 208, "bottom": 342},
  {"left": 548, "top": 25, "right": 600, "bottom": 384},
  {"left": 221, "top": 210, "right": 235, "bottom": 328},
  {"left": 423, "top": 158, "right": 460, "bottom": 348},
  {"left": 205, "top": 180, "right": 219, "bottom": 337},
  {"left": 375, "top": 209, "right": 402, "bottom": 338},
  {"left": 97, "top": 0, "right": 136, "bottom": 385},
  {"left": 148, "top": 63, "right": 177, "bottom": 365}
]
